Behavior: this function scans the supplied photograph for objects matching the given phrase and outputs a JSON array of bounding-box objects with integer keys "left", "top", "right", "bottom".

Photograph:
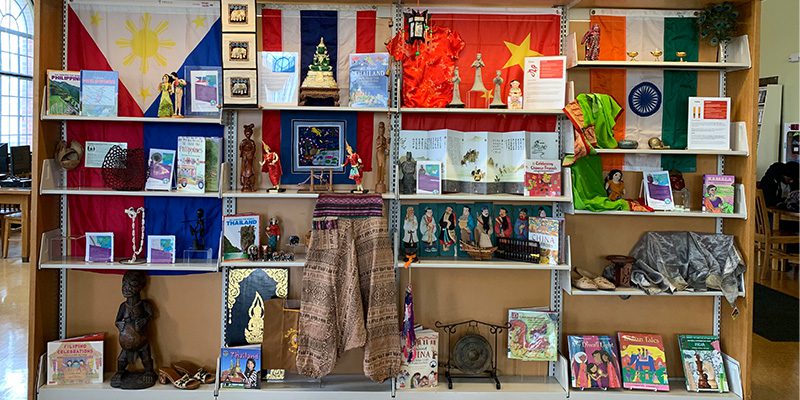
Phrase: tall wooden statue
[
  {"left": 374, "top": 122, "right": 389, "bottom": 193},
  {"left": 239, "top": 124, "right": 257, "bottom": 192}
]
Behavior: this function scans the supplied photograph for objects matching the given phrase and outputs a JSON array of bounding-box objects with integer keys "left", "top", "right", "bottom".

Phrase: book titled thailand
[
  {"left": 147, "top": 235, "right": 176, "bottom": 264},
  {"left": 80, "top": 70, "right": 118, "bottom": 117},
  {"left": 528, "top": 217, "right": 562, "bottom": 265},
  {"left": 145, "top": 149, "right": 176, "bottom": 191},
  {"left": 507, "top": 307, "right": 558, "bottom": 362},
  {"left": 396, "top": 328, "right": 439, "bottom": 390},
  {"left": 176, "top": 136, "right": 206, "bottom": 193},
  {"left": 47, "top": 70, "right": 81, "bottom": 116},
  {"left": 643, "top": 171, "right": 674, "bottom": 211},
  {"left": 349, "top": 53, "right": 389, "bottom": 108},
  {"left": 205, "top": 137, "right": 223, "bottom": 193},
  {"left": 223, "top": 214, "right": 260, "bottom": 261},
  {"left": 416, "top": 161, "right": 442, "bottom": 194},
  {"left": 702, "top": 175, "right": 735, "bottom": 214},
  {"left": 617, "top": 332, "right": 670, "bottom": 391},
  {"left": 85, "top": 232, "right": 113, "bottom": 263},
  {"left": 219, "top": 345, "right": 261, "bottom": 389},
  {"left": 678, "top": 334, "right": 729, "bottom": 393},
  {"left": 47, "top": 332, "right": 105, "bottom": 385},
  {"left": 524, "top": 160, "right": 561, "bottom": 197},
  {"left": 568, "top": 335, "right": 622, "bottom": 390}
]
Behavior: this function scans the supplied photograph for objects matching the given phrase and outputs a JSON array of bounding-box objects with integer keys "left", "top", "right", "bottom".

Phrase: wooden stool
[{"left": 3, "top": 211, "right": 22, "bottom": 258}]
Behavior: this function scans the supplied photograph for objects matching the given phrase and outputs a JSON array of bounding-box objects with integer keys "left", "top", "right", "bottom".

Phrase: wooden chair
[
  {"left": 754, "top": 189, "right": 798, "bottom": 279},
  {"left": 2, "top": 211, "right": 21, "bottom": 258}
]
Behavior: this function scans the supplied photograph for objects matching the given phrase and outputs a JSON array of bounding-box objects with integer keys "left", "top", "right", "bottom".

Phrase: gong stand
[{"left": 434, "top": 319, "right": 507, "bottom": 390}]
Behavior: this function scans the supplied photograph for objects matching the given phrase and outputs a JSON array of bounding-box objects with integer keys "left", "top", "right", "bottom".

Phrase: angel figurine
[
  {"left": 260, "top": 142, "right": 284, "bottom": 192},
  {"left": 169, "top": 72, "right": 187, "bottom": 118},
  {"left": 157, "top": 74, "right": 174, "bottom": 118},
  {"left": 342, "top": 142, "right": 367, "bottom": 193}
]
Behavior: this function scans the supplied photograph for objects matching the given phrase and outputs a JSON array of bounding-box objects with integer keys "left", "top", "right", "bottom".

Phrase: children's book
[
  {"left": 80, "top": 70, "right": 118, "bottom": 117},
  {"left": 176, "top": 136, "right": 206, "bottom": 193},
  {"left": 349, "top": 53, "right": 390, "bottom": 108},
  {"left": 643, "top": 170, "right": 674, "bottom": 211},
  {"left": 678, "top": 334, "right": 729, "bottom": 393},
  {"left": 617, "top": 332, "right": 670, "bottom": 391},
  {"left": 85, "top": 232, "right": 113, "bottom": 263},
  {"left": 507, "top": 307, "right": 558, "bottom": 362},
  {"left": 47, "top": 333, "right": 105, "bottom": 385},
  {"left": 145, "top": 149, "right": 176, "bottom": 191},
  {"left": 47, "top": 70, "right": 81, "bottom": 116},
  {"left": 147, "top": 235, "right": 176, "bottom": 264},
  {"left": 416, "top": 161, "right": 442, "bottom": 194},
  {"left": 702, "top": 175, "right": 735, "bottom": 214},
  {"left": 528, "top": 217, "right": 563, "bottom": 265},
  {"left": 396, "top": 328, "right": 439, "bottom": 389},
  {"left": 223, "top": 214, "right": 261, "bottom": 261},
  {"left": 219, "top": 345, "right": 261, "bottom": 389},
  {"left": 205, "top": 137, "right": 223, "bottom": 193},
  {"left": 567, "top": 335, "right": 622, "bottom": 390},
  {"left": 524, "top": 160, "right": 562, "bottom": 197}
]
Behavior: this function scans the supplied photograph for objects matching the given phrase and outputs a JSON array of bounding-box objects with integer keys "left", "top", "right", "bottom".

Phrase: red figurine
[
  {"left": 342, "top": 142, "right": 367, "bottom": 193},
  {"left": 260, "top": 141, "right": 284, "bottom": 192}
]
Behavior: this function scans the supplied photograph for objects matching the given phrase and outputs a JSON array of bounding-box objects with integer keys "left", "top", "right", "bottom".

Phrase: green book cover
[
  {"left": 677, "top": 334, "right": 729, "bottom": 393},
  {"left": 47, "top": 70, "right": 81, "bottom": 116},
  {"left": 205, "top": 137, "right": 223, "bottom": 192}
]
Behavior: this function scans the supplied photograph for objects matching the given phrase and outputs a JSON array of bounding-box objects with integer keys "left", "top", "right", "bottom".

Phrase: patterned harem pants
[{"left": 296, "top": 194, "right": 400, "bottom": 382}]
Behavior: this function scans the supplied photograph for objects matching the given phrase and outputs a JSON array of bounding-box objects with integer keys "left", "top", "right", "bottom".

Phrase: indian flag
[{"left": 589, "top": 9, "right": 699, "bottom": 172}]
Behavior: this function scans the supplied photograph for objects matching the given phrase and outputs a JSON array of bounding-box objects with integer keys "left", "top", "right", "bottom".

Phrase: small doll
[
  {"left": 605, "top": 169, "right": 625, "bottom": 201},
  {"left": 342, "top": 142, "right": 366, "bottom": 193}
]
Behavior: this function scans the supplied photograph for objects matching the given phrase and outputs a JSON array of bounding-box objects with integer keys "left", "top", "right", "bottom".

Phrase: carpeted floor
[{"left": 753, "top": 282, "right": 800, "bottom": 342}]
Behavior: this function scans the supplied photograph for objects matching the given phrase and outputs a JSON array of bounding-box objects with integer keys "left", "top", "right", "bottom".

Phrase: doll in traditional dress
[
  {"left": 266, "top": 217, "right": 281, "bottom": 252},
  {"left": 169, "top": 72, "right": 187, "bottom": 118},
  {"left": 260, "top": 142, "right": 284, "bottom": 192},
  {"left": 157, "top": 74, "right": 174, "bottom": 118},
  {"left": 581, "top": 24, "right": 601, "bottom": 61},
  {"left": 342, "top": 142, "right": 366, "bottom": 193},
  {"left": 605, "top": 169, "right": 625, "bottom": 201}
]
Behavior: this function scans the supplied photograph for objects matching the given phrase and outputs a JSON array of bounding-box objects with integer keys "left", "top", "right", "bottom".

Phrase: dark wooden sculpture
[
  {"left": 110, "top": 271, "right": 157, "bottom": 389},
  {"left": 239, "top": 123, "right": 257, "bottom": 192}
]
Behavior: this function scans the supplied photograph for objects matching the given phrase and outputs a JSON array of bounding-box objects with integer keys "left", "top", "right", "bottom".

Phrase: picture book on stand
[
  {"left": 618, "top": 332, "right": 669, "bottom": 391},
  {"left": 349, "top": 53, "right": 390, "bottom": 108},
  {"left": 507, "top": 307, "right": 558, "bottom": 362},
  {"left": 678, "top": 334, "right": 729, "bottom": 393},
  {"left": 528, "top": 217, "right": 563, "bottom": 265},
  {"left": 396, "top": 327, "right": 439, "bottom": 389},
  {"left": 643, "top": 171, "right": 674, "bottom": 211},
  {"left": 223, "top": 214, "right": 260, "bottom": 261},
  {"left": 219, "top": 345, "right": 261, "bottom": 389},
  {"left": 145, "top": 149, "right": 176, "bottom": 191},
  {"left": 524, "top": 159, "right": 561, "bottom": 197},
  {"left": 567, "top": 335, "right": 622, "bottom": 390},
  {"left": 80, "top": 70, "right": 118, "bottom": 117},
  {"left": 176, "top": 136, "right": 206, "bottom": 193},
  {"left": 46, "top": 70, "right": 81, "bottom": 116},
  {"left": 702, "top": 175, "right": 735, "bottom": 214},
  {"left": 47, "top": 333, "right": 105, "bottom": 385}
]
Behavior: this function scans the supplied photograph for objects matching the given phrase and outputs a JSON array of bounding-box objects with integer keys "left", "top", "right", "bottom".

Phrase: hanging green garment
[
  {"left": 575, "top": 93, "right": 622, "bottom": 149},
  {"left": 570, "top": 154, "right": 630, "bottom": 211}
]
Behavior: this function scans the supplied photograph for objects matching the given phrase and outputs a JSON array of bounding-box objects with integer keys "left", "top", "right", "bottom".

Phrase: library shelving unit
[{"left": 30, "top": 1, "right": 760, "bottom": 400}]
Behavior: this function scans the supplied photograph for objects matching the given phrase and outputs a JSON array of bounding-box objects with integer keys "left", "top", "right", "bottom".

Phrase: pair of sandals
[
  {"left": 572, "top": 268, "right": 616, "bottom": 291},
  {"left": 158, "top": 361, "right": 216, "bottom": 390}
]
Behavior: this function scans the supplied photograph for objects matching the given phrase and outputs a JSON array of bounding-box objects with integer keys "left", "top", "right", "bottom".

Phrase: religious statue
[
  {"left": 447, "top": 66, "right": 465, "bottom": 108},
  {"left": 265, "top": 217, "right": 281, "bottom": 253},
  {"left": 374, "top": 122, "right": 389, "bottom": 193},
  {"left": 489, "top": 70, "right": 506, "bottom": 109},
  {"left": 110, "top": 271, "right": 157, "bottom": 389},
  {"left": 260, "top": 141, "right": 284, "bottom": 192},
  {"left": 157, "top": 74, "right": 174, "bottom": 118},
  {"left": 399, "top": 152, "right": 417, "bottom": 194},
  {"left": 189, "top": 208, "right": 205, "bottom": 250},
  {"left": 299, "top": 37, "right": 339, "bottom": 106},
  {"left": 342, "top": 142, "right": 367, "bottom": 193},
  {"left": 239, "top": 124, "right": 257, "bottom": 192},
  {"left": 470, "top": 53, "right": 487, "bottom": 93},
  {"left": 508, "top": 80, "right": 522, "bottom": 110},
  {"left": 581, "top": 24, "right": 600, "bottom": 61},
  {"left": 170, "top": 72, "right": 187, "bottom": 117},
  {"left": 605, "top": 169, "right": 625, "bottom": 201}
]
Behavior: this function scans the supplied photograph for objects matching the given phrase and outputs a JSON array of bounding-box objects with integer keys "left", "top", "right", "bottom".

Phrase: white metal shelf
[
  {"left": 395, "top": 376, "right": 566, "bottom": 400},
  {"left": 567, "top": 379, "right": 741, "bottom": 399},
  {"left": 223, "top": 189, "right": 394, "bottom": 199},
  {"left": 558, "top": 270, "right": 745, "bottom": 298},
  {"left": 38, "top": 380, "right": 216, "bottom": 400},
  {"left": 571, "top": 60, "right": 751, "bottom": 72},
  {"left": 592, "top": 122, "right": 749, "bottom": 156},
  {"left": 41, "top": 107, "right": 222, "bottom": 125},
  {"left": 216, "top": 374, "right": 389, "bottom": 400},
  {"left": 258, "top": 105, "right": 393, "bottom": 113},
  {"left": 400, "top": 107, "right": 564, "bottom": 115},
  {"left": 221, "top": 255, "right": 306, "bottom": 268},
  {"left": 401, "top": 237, "right": 572, "bottom": 271}
]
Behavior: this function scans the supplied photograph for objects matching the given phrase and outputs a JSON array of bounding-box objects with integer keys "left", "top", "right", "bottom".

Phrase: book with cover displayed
[
  {"left": 702, "top": 175, "right": 735, "bottom": 214},
  {"left": 507, "top": 307, "right": 558, "bottom": 362},
  {"left": 223, "top": 214, "right": 260, "bottom": 261},
  {"left": 618, "top": 332, "right": 670, "bottom": 391},
  {"left": 349, "top": 53, "right": 389, "bottom": 108},
  {"left": 643, "top": 171, "right": 674, "bottom": 211},
  {"left": 205, "top": 137, "right": 223, "bottom": 193},
  {"left": 396, "top": 328, "right": 439, "bottom": 389},
  {"left": 568, "top": 335, "right": 622, "bottom": 390},
  {"left": 524, "top": 160, "right": 561, "bottom": 197},
  {"left": 145, "top": 149, "right": 176, "bottom": 191},
  {"left": 678, "top": 334, "right": 729, "bottom": 393},
  {"left": 416, "top": 161, "right": 442, "bottom": 194},
  {"left": 47, "top": 70, "right": 81, "bottom": 116},
  {"left": 47, "top": 333, "right": 105, "bottom": 385},
  {"left": 220, "top": 345, "right": 261, "bottom": 389},
  {"left": 80, "top": 70, "right": 118, "bottom": 117},
  {"left": 528, "top": 217, "right": 562, "bottom": 265},
  {"left": 147, "top": 235, "right": 176, "bottom": 264},
  {"left": 176, "top": 136, "right": 206, "bottom": 193},
  {"left": 85, "top": 232, "right": 113, "bottom": 263}
]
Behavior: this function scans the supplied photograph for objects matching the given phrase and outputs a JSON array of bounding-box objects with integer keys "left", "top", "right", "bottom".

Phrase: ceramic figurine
[
  {"left": 507, "top": 80, "right": 523, "bottom": 110},
  {"left": 399, "top": 152, "right": 417, "bottom": 194},
  {"left": 110, "top": 271, "right": 157, "bottom": 389},
  {"left": 489, "top": 70, "right": 506, "bottom": 109},
  {"left": 157, "top": 74, "right": 174, "bottom": 118},
  {"left": 266, "top": 217, "right": 281, "bottom": 252},
  {"left": 447, "top": 66, "right": 465, "bottom": 108},
  {"left": 170, "top": 72, "right": 187, "bottom": 117},
  {"left": 189, "top": 208, "right": 206, "bottom": 250},
  {"left": 260, "top": 141, "right": 284, "bottom": 192},
  {"left": 374, "top": 122, "right": 389, "bottom": 193},
  {"left": 650, "top": 50, "right": 663, "bottom": 62},
  {"left": 239, "top": 124, "right": 257, "bottom": 192},
  {"left": 474, "top": 206, "right": 494, "bottom": 248},
  {"left": 581, "top": 24, "right": 600, "bottom": 61},
  {"left": 470, "top": 53, "right": 487, "bottom": 93},
  {"left": 343, "top": 142, "right": 366, "bottom": 193},
  {"left": 605, "top": 169, "right": 625, "bottom": 201},
  {"left": 627, "top": 51, "right": 639, "bottom": 61}
]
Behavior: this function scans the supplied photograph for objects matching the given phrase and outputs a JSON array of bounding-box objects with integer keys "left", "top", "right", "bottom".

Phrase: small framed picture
[
  {"left": 221, "top": 0, "right": 256, "bottom": 32},
  {"left": 85, "top": 232, "right": 114, "bottom": 263},
  {"left": 224, "top": 69, "right": 258, "bottom": 106},
  {"left": 416, "top": 161, "right": 442, "bottom": 194},
  {"left": 147, "top": 235, "right": 176, "bottom": 264},
  {"left": 223, "top": 33, "right": 257, "bottom": 69},
  {"left": 184, "top": 66, "right": 222, "bottom": 117}
]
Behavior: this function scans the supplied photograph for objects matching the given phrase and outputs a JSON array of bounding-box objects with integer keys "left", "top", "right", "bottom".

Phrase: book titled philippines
[
  {"left": 219, "top": 345, "right": 261, "bottom": 389},
  {"left": 47, "top": 70, "right": 81, "bottom": 116},
  {"left": 80, "top": 70, "right": 118, "bottom": 117},
  {"left": 702, "top": 175, "right": 735, "bottom": 214},
  {"left": 223, "top": 214, "right": 260, "bottom": 261},
  {"left": 567, "top": 335, "right": 622, "bottom": 390},
  {"left": 205, "top": 137, "right": 223, "bottom": 193},
  {"left": 396, "top": 328, "right": 439, "bottom": 390},
  {"left": 678, "top": 334, "right": 729, "bottom": 393},
  {"left": 507, "top": 307, "right": 558, "bottom": 362},
  {"left": 617, "top": 332, "right": 670, "bottom": 391},
  {"left": 643, "top": 170, "right": 674, "bottom": 211},
  {"left": 524, "top": 159, "right": 561, "bottom": 197},
  {"left": 47, "top": 332, "right": 105, "bottom": 385},
  {"left": 349, "top": 53, "right": 389, "bottom": 108},
  {"left": 528, "top": 217, "right": 563, "bottom": 265},
  {"left": 176, "top": 136, "right": 206, "bottom": 193}
]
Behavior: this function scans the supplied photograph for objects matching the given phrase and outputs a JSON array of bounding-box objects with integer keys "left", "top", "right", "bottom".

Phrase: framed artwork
[
  {"left": 85, "top": 232, "right": 114, "bottom": 263},
  {"left": 223, "top": 33, "right": 257, "bottom": 69},
  {"left": 223, "top": 69, "right": 258, "bottom": 106},
  {"left": 221, "top": 0, "right": 256, "bottom": 32},
  {"left": 184, "top": 66, "right": 222, "bottom": 117},
  {"left": 147, "top": 235, "right": 176, "bottom": 264},
  {"left": 291, "top": 119, "right": 346, "bottom": 173}
]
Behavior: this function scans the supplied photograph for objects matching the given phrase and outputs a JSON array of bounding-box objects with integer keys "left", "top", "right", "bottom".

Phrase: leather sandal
[
  {"left": 173, "top": 361, "right": 216, "bottom": 385},
  {"left": 571, "top": 270, "right": 598, "bottom": 290},
  {"left": 158, "top": 366, "right": 201, "bottom": 390},
  {"left": 577, "top": 268, "right": 616, "bottom": 290}
]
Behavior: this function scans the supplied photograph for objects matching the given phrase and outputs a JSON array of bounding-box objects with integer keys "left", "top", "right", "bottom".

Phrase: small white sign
[
  {"left": 85, "top": 141, "right": 127, "bottom": 168},
  {"left": 687, "top": 97, "right": 731, "bottom": 150}
]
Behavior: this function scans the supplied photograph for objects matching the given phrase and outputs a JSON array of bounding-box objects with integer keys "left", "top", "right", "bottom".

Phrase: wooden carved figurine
[
  {"left": 343, "top": 142, "right": 367, "bottom": 193},
  {"left": 374, "top": 122, "right": 389, "bottom": 193},
  {"left": 110, "top": 271, "right": 157, "bottom": 389},
  {"left": 239, "top": 124, "right": 257, "bottom": 192},
  {"left": 170, "top": 72, "right": 187, "bottom": 118},
  {"left": 260, "top": 141, "right": 284, "bottom": 192}
]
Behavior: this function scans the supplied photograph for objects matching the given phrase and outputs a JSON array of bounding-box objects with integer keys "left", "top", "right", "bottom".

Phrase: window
[{"left": 0, "top": 0, "right": 33, "bottom": 147}]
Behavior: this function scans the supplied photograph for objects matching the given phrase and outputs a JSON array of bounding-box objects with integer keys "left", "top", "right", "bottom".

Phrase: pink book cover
[{"left": 617, "top": 332, "right": 670, "bottom": 391}]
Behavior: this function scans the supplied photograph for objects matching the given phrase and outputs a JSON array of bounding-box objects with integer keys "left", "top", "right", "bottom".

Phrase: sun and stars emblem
[{"left": 479, "top": 33, "right": 543, "bottom": 101}]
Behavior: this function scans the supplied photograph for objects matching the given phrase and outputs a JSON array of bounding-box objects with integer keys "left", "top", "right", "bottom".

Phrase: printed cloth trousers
[{"left": 296, "top": 194, "right": 400, "bottom": 382}]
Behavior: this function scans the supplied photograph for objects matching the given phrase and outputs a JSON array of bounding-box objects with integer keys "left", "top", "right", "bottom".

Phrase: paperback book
[
  {"left": 643, "top": 171, "right": 674, "bottom": 211},
  {"left": 205, "top": 137, "right": 223, "bottom": 193},
  {"left": 678, "top": 334, "right": 729, "bottom": 393},
  {"left": 416, "top": 161, "right": 442, "bottom": 194},
  {"left": 219, "top": 345, "right": 261, "bottom": 389},
  {"left": 507, "top": 307, "right": 558, "bottom": 362},
  {"left": 145, "top": 149, "right": 176, "bottom": 191},
  {"left": 349, "top": 53, "right": 390, "bottom": 108},
  {"left": 618, "top": 332, "right": 669, "bottom": 391},
  {"left": 524, "top": 160, "right": 561, "bottom": 197},
  {"left": 528, "top": 217, "right": 563, "bottom": 265},
  {"left": 80, "top": 70, "right": 118, "bottom": 117},
  {"left": 46, "top": 70, "right": 81, "bottom": 116},
  {"left": 567, "top": 335, "right": 622, "bottom": 390},
  {"left": 85, "top": 232, "right": 113, "bottom": 263},
  {"left": 396, "top": 328, "right": 439, "bottom": 389},
  {"left": 147, "top": 235, "right": 176, "bottom": 264},
  {"left": 223, "top": 214, "right": 261, "bottom": 261},
  {"left": 176, "top": 136, "right": 206, "bottom": 193},
  {"left": 47, "top": 333, "right": 105, "bottom": 385},
  {"left": 702, "top": 175, "right": 735, "bottom": 214}
]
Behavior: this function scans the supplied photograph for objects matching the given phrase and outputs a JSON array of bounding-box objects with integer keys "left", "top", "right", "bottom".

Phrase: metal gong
[{"left": 452, "top": 334, "right": 492, "bottom": 374}]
